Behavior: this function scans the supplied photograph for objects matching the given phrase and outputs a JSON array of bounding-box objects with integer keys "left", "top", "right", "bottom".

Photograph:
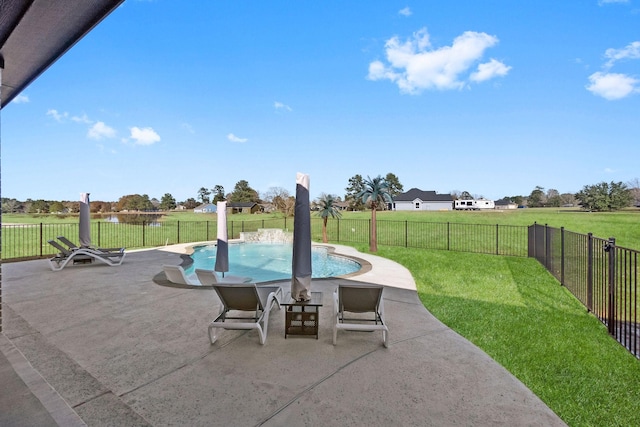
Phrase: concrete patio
[{"left": 0, "top": 244, "right": 566, "bottom": 426}]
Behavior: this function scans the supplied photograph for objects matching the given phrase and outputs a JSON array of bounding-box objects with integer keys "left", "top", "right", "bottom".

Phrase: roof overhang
[{"left": 0, "top": 0, "right": 125, "bottom": 109}]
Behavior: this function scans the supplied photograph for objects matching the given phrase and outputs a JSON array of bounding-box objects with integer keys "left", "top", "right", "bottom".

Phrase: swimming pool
[{"left": 185, "top": 243, "right": 361, "bottom": 283}]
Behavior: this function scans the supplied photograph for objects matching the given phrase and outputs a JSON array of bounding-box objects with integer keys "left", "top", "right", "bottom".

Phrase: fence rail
[{"left": 2, "top": 218, "right": 638, "bottom": 358}]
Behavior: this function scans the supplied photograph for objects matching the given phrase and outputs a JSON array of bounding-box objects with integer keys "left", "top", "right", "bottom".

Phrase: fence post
[
  {"left": 142, "top": 222, "right": 146, "bottom": 247},
  {"left": 606, "top": 237, "right": 616, "bottom": 335},
  {"left": 405, "top": 220, "right": 408, "bottom": 248},
  {"left": 447, "top": 222, "right": 450, "bottom": 251},
  {"left": 587, "top": 233, "right": 593, "bottom": 312},
  {"left": 97, "top": 221, "right": 101, "bottom": 247},
  {"left": 529, "top": 221, "right": 537, "bottom": 258},
  {"left": 496, "top": 224, "right": 499, "bottom": 255},
  {"left": 545, "top": 224, "right": 550, "bottom": 270},
  {"left": 337, "top": 219, "right": 340, "bottom": 242},
  {"left": 560, "top": 227, "right": 565, "bottom": 286},
  {"left": 40, "top": 223, "right": 43, "bottom": 257},
  {"left": 177, "top": 221, "right": 180, "bottom": 244}
]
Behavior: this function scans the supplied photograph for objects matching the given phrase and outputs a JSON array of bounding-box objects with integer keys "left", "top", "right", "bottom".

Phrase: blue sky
[{"left": 3, "top": 0, "right": 639, "bottom": 203}]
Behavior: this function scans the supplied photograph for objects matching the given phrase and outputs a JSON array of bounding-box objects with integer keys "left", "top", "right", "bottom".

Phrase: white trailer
[{"left": 454, "top": 199, "right": 495, "bottom": 210}]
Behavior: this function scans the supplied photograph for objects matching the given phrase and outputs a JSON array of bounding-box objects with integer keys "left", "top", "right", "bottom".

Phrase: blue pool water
[{"left": 185, "top": 243, "right": 361, "bottom": 283}]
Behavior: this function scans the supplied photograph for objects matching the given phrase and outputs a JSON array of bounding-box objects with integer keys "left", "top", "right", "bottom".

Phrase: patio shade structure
[
  {"left": 214, "top": 201, "right": 229, "bottom": 276},
  {"left": 79, "top": 193, "right": 91, "bottom": 247},
  {"left": 291, "top": 173, "right": 312, "bottom": 301},
  {"left": 0, "top": 0, "right": 125, "bottom": 108},
  {"left": 0, "top": 0, "right": 125, "bottom": 333}
]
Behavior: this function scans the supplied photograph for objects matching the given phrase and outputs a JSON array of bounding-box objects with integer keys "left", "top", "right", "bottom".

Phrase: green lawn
[{"left": 349, "top": 244, "right": 640, "bottom": 427}]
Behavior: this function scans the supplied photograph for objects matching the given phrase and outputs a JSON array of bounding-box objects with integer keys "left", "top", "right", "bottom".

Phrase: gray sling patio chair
[
  {"left": 333, "top": 284, "right": 389, "bottom": 348},
  {"left": 56, "top": 236, "right": 125, "bottom": 254},
  {"left": 208, "top": 283, "right": 283, "bottom": 345}
]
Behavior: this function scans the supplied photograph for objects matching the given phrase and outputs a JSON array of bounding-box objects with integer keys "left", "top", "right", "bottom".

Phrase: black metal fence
[
  {"left": 0, "top": 218, "right": 528, "bottom": 260},
  {"left": 529, "top": 223, "right": 639, "bottom": 358},
  {"left": 2, "top": 218, "right": 638, "bottom": 358}
]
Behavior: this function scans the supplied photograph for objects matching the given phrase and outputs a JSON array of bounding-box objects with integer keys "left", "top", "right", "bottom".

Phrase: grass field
[{"left": 343, "top": 208, "right": 640, "bottom": 249}]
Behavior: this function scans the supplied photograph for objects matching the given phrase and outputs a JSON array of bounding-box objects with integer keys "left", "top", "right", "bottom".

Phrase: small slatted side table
[{"left": 281, "top": 292, "right": 323, "bottom": 339}]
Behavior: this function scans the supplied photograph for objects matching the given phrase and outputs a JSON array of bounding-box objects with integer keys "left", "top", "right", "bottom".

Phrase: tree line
[
  {"left": 2, "top": 175, "right": 639, "bottom": 215},
  {"left": 506, "top": 179, "right": 639, "bottom": 211}
]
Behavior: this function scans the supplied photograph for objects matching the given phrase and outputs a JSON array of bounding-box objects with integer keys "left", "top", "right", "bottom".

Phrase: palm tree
[
  {"left": 358, "top": 175, "right": 392, "bottom": 252},
  {"left": 315, "top": 194, "right": 342, "bottom": 243}
]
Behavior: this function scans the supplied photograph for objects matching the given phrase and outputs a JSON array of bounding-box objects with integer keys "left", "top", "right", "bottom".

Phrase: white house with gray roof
[{"left": 392, "top": 188, "right": 454, "bottom": 211}]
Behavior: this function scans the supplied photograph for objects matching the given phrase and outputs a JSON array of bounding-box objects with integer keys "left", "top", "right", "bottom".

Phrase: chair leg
[
  {"left": 257, "top": 324, "right": 266, "bottom": 345},
  {"left": 208, "top": 323, "right": 218, "bottom": 344},
  {"left": 258, "top": 311, "right": 268, "bottom": 345}
]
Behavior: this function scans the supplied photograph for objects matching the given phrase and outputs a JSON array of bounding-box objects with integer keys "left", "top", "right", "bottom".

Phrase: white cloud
[
  {"left": 72, "top": 113, "right": 92, "bottom": 124},
  {"left": 598, "top": 0, "right": 629, "bottom": 5},
  {"left": 227, "top": 133, "right": 248, "bottom": 143},
  {"left": 88, "top": 121, "right": 117, "bottom": 139},
  {"left": 367, "top": 28, "right": 509, "bottom": 94},
  {"left": 398, "top": 7, "right": 412, "bottom": 16},
  {"left": 604, "top": 41, "right": 640, "bottom": 69},
  {"left": 586, "top": 71, "right": 640, "bottom": 100},
  {"left": 181, "top": 122, "right": 195, "bottom": 134},
  {"left": 470, "top": 58, "right": 512, "bottom": 82},
  {"left": 129, "top": 126, "right": 161, "bottom": 145},
  {"left": 587, "top": 40, "right": 640, "bottom": 100},
  {"left": 274, "top": 101, "right": 292, "bottom": 112},
  {"left": 13, "top": 94, "right": 29, "bottom": 104},
  {"left": 46, "top": 109, "right": 69, "bottom": 122}
]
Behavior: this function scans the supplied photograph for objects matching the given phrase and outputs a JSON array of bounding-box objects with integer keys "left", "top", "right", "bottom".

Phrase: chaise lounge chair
[
  {"left": 163, "top": 265, "right": 201, "bottom": 286},
  {"left": 194, "top": 268, "right": 252, "bottom": 285},
  {"left": 56, "top": 236, "right": 125, "bottom": 254},
  {"left": 208, "top": 283, "right": 283, "bottom": 345},
  {"left": 47, "top": 240, "right": 126, "bottom": 271},
  {"left": 333, "top": 284, "right": 389, "bottom": 348}
]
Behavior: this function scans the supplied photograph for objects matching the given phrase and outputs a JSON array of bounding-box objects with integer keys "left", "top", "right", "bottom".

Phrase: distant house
[
  {"left": 193, "top": 203, "right": 217, "bottom": 213},
  {"left": 334, "top": 201, "right": 349, "bottom": 211},
  {"left": 392, "top": 188, "right": 454, "bottom": 211},
  {"left": 227, "top": 202, "right": 262, "bottom": 214},
  {"left": 494, "top": 198, "right": 518, "bottom": 210}
]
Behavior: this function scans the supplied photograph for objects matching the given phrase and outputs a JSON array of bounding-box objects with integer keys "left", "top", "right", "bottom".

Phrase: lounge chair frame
[
  {"left": 57, "top": 236, "right": 124, "bottom": 254},
  {"left": 47, "top": 240, "right": 126, "bottom": 271},
  {"left": 209, "top": 284, "right": 282, "bottom": 345},
  {"left": 163, "top": 265, "right": 200, "bottom": 286},
  {"left": 194, "top": 268, "right": 252, "bottom": 285},
  {"left": 333, "top": 284, "right": 389, "bottom": 347}
]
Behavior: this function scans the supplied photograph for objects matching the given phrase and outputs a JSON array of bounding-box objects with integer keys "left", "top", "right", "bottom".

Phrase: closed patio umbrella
[
  {"left": 214, "top": 201, "right": 229, "bottom": 276},
  {"left": 291, "top": 173, "right": 312, "bottom": 301},
  {"left": 79, "top": 193, "right": 91, "bottom": 247}
]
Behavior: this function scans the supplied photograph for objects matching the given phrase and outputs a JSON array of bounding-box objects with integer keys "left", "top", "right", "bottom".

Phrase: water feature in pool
[{"left": 185, "top": 243, "right": 361, "bottom": 283}]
